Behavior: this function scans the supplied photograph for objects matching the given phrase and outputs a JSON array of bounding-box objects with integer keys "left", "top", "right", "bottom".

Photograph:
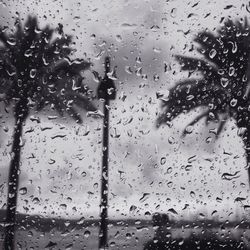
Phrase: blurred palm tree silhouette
[
  {"left": 157, "top": 18, "right": 250, "bottom": 184},
  {"left": 0, "top": 15, "right": 96, "bottom": 249}
]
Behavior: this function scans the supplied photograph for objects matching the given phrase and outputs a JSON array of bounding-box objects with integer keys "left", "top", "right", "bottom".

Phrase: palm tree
[
  {"left": 0, "top": 16, "right": 96, "bottom": 249},
  {"left": 156, "top": 18, "right": 250, "bottom": 183}
]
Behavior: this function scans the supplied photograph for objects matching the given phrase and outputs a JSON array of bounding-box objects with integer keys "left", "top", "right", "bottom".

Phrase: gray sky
[{"left": 0, "top": 0, "right": 249, "bottom": 220}]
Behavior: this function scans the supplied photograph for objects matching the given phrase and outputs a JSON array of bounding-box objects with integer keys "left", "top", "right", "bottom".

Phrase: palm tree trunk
[
  {"left": 4, "top": 112, "right": 26, "bottom": 250},
  {"left": 236, "top": 115, "right": 250, "bottom": 184},
  {"left": 245, "top": 132, "right": 250, "bottom": 183},
  {"left": 246, "top": 149, "right": 250, "bottom": 183},
  {"left": 239, "top": 125, "right": 250, "bottom": 184}
]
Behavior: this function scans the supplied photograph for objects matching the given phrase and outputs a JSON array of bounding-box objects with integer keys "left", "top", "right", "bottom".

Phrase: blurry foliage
[
  {"left": 157, "top": 18, "right": 250, "bottom": 181},
  {"left": 0, "top": 15, "right": 96, "bottom": 121}
]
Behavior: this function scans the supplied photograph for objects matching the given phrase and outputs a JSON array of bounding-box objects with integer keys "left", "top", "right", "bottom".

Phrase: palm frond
[
  {"left": 156, "top": 76, "right": 229, "bottom": 128},
  {"left": 48, "top": 94, "right": 65, "bottom": 117},
  {"left": 45, "top": 35, "right": 73, "bottom": 63},
  {"left": 182, "top": 110, "right": 210, "bottom": 137},
  {"left": 157, "top": 79, "right": 216, "bottom": 127},
  {"left": 66, "top": 91, "right": 96, "bottom": 111},
  {"left": 65, "top": 105, "right": 83, "bottom": 124},
  {"left": 35, "top": 25, "right": 54, "bottom": 60},
  {"left": 0, "top": 28, "right": 9, "bottom": 47},
  {"left": 175, "top": 55, "right": 218, "bottom": 78},
  {"left": 157, "top": 18, "right": 250, "bottom": 132},
  {"left": 0, "top": 15, "right": 95, "bottom": 122},
  {"left": 46, "top": 93, "right": 83, "bottom": 123},
  {"left": 215, "top": 118, "right": 227, "bottom": 138},
  {"left": 49, "top": 58, "right": 91, "bottom": 78}
]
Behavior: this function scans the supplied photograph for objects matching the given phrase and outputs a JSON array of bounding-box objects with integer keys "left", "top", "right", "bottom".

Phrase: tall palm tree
[
  {"left": 0, "top": 16, "right": 96, "bottom": 249},
  {"left": 156, "top": 18, "right": 250, "bottom": 183}
]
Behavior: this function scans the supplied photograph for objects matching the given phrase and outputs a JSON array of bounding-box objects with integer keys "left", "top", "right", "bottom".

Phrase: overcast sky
[{"left": 0, "top": 0, "right": 250, "bottom": 220}]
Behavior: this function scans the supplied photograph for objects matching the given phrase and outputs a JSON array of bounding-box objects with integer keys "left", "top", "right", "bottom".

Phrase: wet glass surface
[{"left": 0, "top": 0, "right": 250, "bottom": 249}]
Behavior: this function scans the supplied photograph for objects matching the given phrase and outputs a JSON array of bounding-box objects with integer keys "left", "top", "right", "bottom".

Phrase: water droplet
[
  {"left": 216, "top": 197, "right": 222, "bottom": 203},
  {"left": 107, "top": 68, "right": 118, "bottom": 80},
  {"left": 190, "top": 191, "right": 195, "bottom": 198},
  {"left": 220, "top": 77, "right": 229, "bottom": 87},
  {"left": 116, "top": 35, "right": 122, "bottom": 42},
  {"left": 24, "top": 49, "right": 33, "bottom": 57},
  {"left": 170, "top": 8, "right": 177, "bottom": 18},
  {"left": 153, "top": 47, "right": 161, "bottom": 53},
  {"left": 7, "top": 38, "right": 16, "bottom": 46},
  {"left": 186, "top": 95, "right": 194, "bottom": 101},
  {"left": 129, "top": 205, "right": 137, "bottom": 213},
  {"left": 107, "top": 87, "right": 115, "bottom": 96},
  {"left": 153, "top": 74, "right": 160, "bottom": 82},
  {"left": 184, "top": 125, "right": 193, "bottom": 134},
  {"left": 126, "top": 233, "right": 132, "bottom": 239},
  {"left": 228, "top": 41, "right": 237, "bottom": 53},
  {"left": 160, "top": 157, "right": 166, "bottom": 165},
  {"left": 119, "top": 91, "right": 127, "bottom": 102},
  {"left": 235, "top": 197, "right": 246, "bottom": 202},
  {"left": 188, "top": 155, "right": 197, "bottom": 163},
  {"left": 86, "top": 110, "right": 104, "bottom": 118},
  {"left": 60, "top": 204, "right": 67, "bottom": 210},
  {"left": 229, "top": 67, "right": 235, "bottom": 76},
  {"left": 48, "top": 159, "right": 56, "bottom": 165},
  {"left": 230, "top": 98, "right": 237, "bottom": 107},
  {"left": 30, "top": 69, "right": 37, "bottom": 79},
  {"left": 168, "top": 136, "right": 175, "bottom": 144},
  {"left": 84, "top": 230, "right": 91, "bottom": 238},
  {"left": 206, "top": 137, "right": 212, "bottom": 143},
  {"left": 199, "top": 213, "right": 205, "bottom": 219},
  {"left": 211, "top": 210, "right": 218, "bottom": 216},
  {"left": 185, "top": 165, "right": 192, "bottom": 171},
  {"left": 121, "top": 23, "right": 137, "bottom": 29},
  {"left": 135, "top": 67, "right": 142, "bottom": 76},
  {"left": 136, "top": 57, "right": 142, "bottom": 63},
  {"left": 166, "top": 167, "right": 173, "bottom": 174},
  {"left": 150, "top": 25, "right": 160, "bottom": 32},
  {"left": 19, "top": 187, "right": 27, "bottom": 195},
  {"left": 221, "top": 171, "right": 241, "bottom": 180},
  {"left": 209, "top": 49, "right": 217, "bottom": 58},
  {"left": 77, "top": 217, "right": 85, "bottom": 225},
  {"left": 45, "top": 241, "right": 57, "bottom": 249},
  {"left": 110, "top": 241, "right": 116, "bottom": 247},
  {"left": 139, "top": 193, "right": 150, "bottom": 202},
  {"left": 32, "top": 197, "right": 40, "bottom": 204},
  {"left": 244, "top": 205, "right": 250, "bottom": 211},
  {"left": 73, "top": 16, "right": 80, "bottom": 22},
  {"left": 125, "top": 66, "right": 133, "bottom": 74},
  {"left": 3, "top": 126, "right": 9, "bottom": 132},
  {"left": 168, "top": 208, "right": 178, "bottom": 215},
  {"left": 65, "top": 243, "right": 73, "bottom": 250}
]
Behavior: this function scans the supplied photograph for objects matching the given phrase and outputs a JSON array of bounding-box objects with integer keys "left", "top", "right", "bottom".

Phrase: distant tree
[
  {"left": 156, "top": 18, "right": 250, "bottom": 182},
  {"left": 0, "top": 15, "right": 96, "bottom": 249}
]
